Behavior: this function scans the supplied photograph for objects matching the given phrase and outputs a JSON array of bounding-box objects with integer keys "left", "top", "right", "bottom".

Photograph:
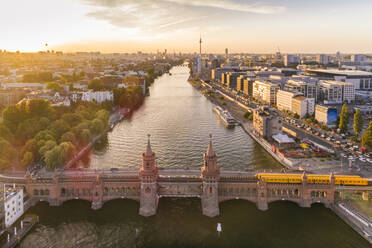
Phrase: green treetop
[
  {"left": 339, "top": 104, "right": 348, "bottom": 132},
  {"left": 353, "top": 108, "right": 363, "bottom": 136}
]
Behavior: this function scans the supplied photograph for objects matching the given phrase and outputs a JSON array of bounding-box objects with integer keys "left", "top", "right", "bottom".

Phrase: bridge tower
[
  {"left": 257, "top": 176, "right": 268, "bottom": 211},
  {"left": 300, "top": 172, "right": 311, "bottom": 208},
  {"left": 201, "top": 134, "right": 220, "bottom": 217},
  {"left": 139, "top": 135, "right": 159, "bottom": 217}
]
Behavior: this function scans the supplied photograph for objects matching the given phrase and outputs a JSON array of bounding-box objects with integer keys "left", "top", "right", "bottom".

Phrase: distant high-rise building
[
  {"left": 283, "top": 54, "right": 300, "bottom": 67},
  {"left": 225, "top": 48, "right": 228, "bottom": 59},
  {"left": 351, "top": 54, "right": 367, "bottom": 64},
  {"left": 317, "top": 54, "right": 330, "bottom": 65}
]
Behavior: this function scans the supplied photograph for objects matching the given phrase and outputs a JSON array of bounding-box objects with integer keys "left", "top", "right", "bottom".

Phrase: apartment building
[
  {"left": 292, "top": 96, "right": 315, "bottom": 118},
  {"left": 253, "top": 80, "right": 280, "bottom": 105},
  {"left": 253, "top": 107, "right": 282, "bottom": 140},
  {"left": 276, "top": 90, "right": 302, "bottom": 112},
  {"left": 319, "top": 80, "right": 355, "bottom": 104}
]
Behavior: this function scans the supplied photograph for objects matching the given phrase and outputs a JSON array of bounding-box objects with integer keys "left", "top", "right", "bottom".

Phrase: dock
[{"left": 1, "top": 214, "right": 39, "bottom": 248}]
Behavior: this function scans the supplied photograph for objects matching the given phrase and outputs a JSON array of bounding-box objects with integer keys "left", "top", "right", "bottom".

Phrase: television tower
[{"left": 199, "top": 35, "right": 202, "bottom": 56}]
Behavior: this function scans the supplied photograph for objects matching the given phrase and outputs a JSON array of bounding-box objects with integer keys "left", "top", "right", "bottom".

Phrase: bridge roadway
[{"left": 1, "top": 168, "right": 371, "bottom": 218}]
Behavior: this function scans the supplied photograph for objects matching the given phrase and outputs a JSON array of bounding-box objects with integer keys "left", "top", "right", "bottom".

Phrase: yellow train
[{"left": 257, "top": 173, "right": 369, "bottom": 186}]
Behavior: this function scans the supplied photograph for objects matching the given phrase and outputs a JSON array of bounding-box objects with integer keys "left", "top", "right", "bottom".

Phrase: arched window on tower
[
  {"left": 146, "top": 162, "right": 150, "bottom": 169},
  {"left": 209, "top": 187, "right": 212, "bottom": 194}
]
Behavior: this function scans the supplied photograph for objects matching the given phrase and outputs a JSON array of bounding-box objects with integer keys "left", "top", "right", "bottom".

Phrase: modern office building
[
  {"left": 253, "top": 107, "right": 282, "bottom": 140},
  {"left": 351, "top": 54, "right": 367, "bottom": 64},
  {"left": 283, "top": 54, "right": 300, "bottom": 67},
  {"left": 292, "top": 96, "right": 315, "bottom": 118},
  {"left": 317, "top": 54, "right": 330, "bottom": 65},
  {"left": 307, "top": 69, "right": 372, "bottom": 90},
  {"left": 284, "top": 79, "right": 318, "bottom": 101},
  {"left": 319, "top": 80, "right": 355, "bottom": 104},
  {"left": 276, "top": 90, "right": 302, "bottom": 112},
  {"left": 253, "top": 80, "right": 280, "bottom": 105},
  {"left": 315, "top": 105, "right": 338, "bottom": 124}
]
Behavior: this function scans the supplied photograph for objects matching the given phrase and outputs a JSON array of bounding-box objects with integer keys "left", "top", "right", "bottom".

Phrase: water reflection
[
  {"left": 22, "top": 199, "right": 371, "bottom": 248},
  {"left": 92, "top": 66, "right": 281, "bottom": 170}
]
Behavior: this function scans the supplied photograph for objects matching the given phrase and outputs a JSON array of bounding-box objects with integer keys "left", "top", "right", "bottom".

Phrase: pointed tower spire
[
  {"left": 145, "top": 134, "right": 153, "bottom": 156},
  {"left": 206, "top": 134, "right": 215, "bottom": 157}
]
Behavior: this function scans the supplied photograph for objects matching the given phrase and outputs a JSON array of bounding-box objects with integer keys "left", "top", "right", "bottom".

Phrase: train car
[
  {"left": 334, "top": 175, "right": 368, "bottom": 186},
  {"left": 307, "top": 174, "right": 331, "bottom": 184},
  {"left": 257, "top": 173, "right": 369, "bottom": 186},
  {"left": 257, "top": 173, "right": 302, "bottom": 184}
]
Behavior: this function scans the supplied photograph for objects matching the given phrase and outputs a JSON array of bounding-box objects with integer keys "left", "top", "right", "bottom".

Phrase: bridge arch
[
  {"left": 102, "top": 197, "right": 140, "bottom": 207},
  {"left": 267, "top": 199, "right": 301, "bottom": 207},
  {"left": 219, "top": 197, "right": 257, "bottom": 204}
]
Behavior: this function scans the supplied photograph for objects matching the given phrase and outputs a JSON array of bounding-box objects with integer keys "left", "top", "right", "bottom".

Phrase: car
[
  {"left": 326, "top": 137, "right": 331, "bottom": 141},
  {"left": 359, "top": 158, "right": 366, "bottom": 162},
  {"left": 367, "top": 158, "right": 372, "bottom": 163},
  {"left": 341, "top": 153, "right": 347, "bottom": 158}
]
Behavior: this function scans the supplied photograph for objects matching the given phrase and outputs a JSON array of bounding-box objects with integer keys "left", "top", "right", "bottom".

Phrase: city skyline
[{"left": 1, "top": 0, "right": 372, "bottom": 53}]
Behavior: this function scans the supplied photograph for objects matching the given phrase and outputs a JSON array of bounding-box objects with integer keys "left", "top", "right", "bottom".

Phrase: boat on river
[{"left": 213, "top": 106, "right": 237, "bottom": 128}]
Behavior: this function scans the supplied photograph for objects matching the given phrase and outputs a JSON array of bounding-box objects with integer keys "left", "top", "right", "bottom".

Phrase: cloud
[
  {"left": 81, "top": 0, "right": 286, "bottom": 32},
  {"left": 164, "top": 0, "right": 286, "bottom": 14}
]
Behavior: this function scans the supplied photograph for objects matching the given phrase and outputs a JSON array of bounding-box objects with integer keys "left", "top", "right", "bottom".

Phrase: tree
[
  {"left": 61, "top": 131, "right": 76, "bottom": 144},
  {"left": 361, "top": 122, "right": 372, "bottom": 148},
  {"left": 44, "top": 146, "right": 63, "bottom": 169},
  {"left": 62, "top": 113, "right": 82, "bottom": 127},
  {"left": 49, "top": 119, "right": 70, "bottom": 140},
  {"left": 339, "top": 104, "right": 348, "bottom": 132},
  {"left": 0, "top": 124, "right": 13, "bottom": 142},
  {"left": 46, "top": 82, "right": 63, "bottom": 92},
  {"left": 321, "top": 124, "right": 328, "bottom": 131},
  {"left": 88, "top": 78, "right": 104, "bottom": 91},
  {"left": 27, "top": 99, "right": 54, "bottom": 119},
  {"left": 39, "top": 140, "right": 57, "bottom": 156},
  {"left": 89, "top": 118, "right": 104, "bottom": 135},
  {"left": 2, "top": 104, "right": 27, "bottom": 132},
  {"left": 353, "top": 109, "right": 363, "bottom": 136},
  {"left": 22, "top": 139, "right": 38, "bottom": 158},
  {"left": 80, "top": 129, "right": 91, "bottom": 145},
  {"left": 0, "top": 138, "right": 17, "bottom": 170},
  {"left": 60, "top": 142, "right": 76, "bottom": 163},
  {"left": 21, "top": 152, "right": 34, "bottom": 167}
]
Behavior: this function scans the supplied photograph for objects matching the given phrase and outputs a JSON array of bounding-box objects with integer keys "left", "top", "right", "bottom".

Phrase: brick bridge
[{"left": 2, "top": 137, "right": 371, "bottom": 217}]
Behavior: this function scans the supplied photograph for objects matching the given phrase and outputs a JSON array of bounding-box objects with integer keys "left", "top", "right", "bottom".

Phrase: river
[{"left": 21, "top": 66, "right": 371, "bottom": 248}]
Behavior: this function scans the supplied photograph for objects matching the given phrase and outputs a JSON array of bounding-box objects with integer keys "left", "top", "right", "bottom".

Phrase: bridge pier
[
  {"left": 362, "top": 191, "right": 369, "bottom": 201},
  {"left": 257, "top": 201, "right": 268, "bottom": 211},
  {"left": 201, "top": 182, "right": 220, "bottom": 217},
  {"left": 48, "top": 199, "right": 61, "bottom": 207},
  {"left": 139, "top": 183, "right": 159, "bottom": 217},
  {"left": 299, "top": 200, "right": 311, "bottom": 208},
  {"left": 91, "top": 201, "right": 103, "bottom": 210}
]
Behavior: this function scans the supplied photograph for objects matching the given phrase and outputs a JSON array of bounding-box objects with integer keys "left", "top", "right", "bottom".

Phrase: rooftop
[
  {"left": 272, "top": 133, "right": 295, "bottom": 144},
  {"left": 293, "top": 95, "right": 307, "bottom": 101},
  {"left": 308, "top": 69, "right": 372, "bottom": 76},
  {"left": 320, "top": 80, "right": 354, "bottom": 86}
]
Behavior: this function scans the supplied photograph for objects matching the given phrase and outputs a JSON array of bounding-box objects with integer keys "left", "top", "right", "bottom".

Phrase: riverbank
[
  {"left": 189, "top": 79, "right": 297, "bottom": 170},
  {"left": 332, "top": 203, "right": 372, "bottom": 244},
  {"left": 189, "top": 79, "right": 372, "bottom": 245},
  {"left": 0, "top": 214, "right": 39, "bottom": 248}
]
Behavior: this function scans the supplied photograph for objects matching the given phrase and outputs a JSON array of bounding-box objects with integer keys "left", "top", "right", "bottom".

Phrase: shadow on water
[{"left": 21, "top": 198, "right": 371, "bottom": 248}]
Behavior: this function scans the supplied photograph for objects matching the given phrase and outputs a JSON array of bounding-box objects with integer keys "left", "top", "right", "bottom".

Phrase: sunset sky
[{"left": 1, "top": 0, "right": 372, "bottom": 53}]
